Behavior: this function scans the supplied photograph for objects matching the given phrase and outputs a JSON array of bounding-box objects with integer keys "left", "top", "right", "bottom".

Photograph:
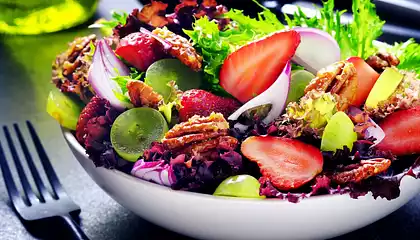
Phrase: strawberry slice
[
  {"left": 115, "top": 32, "right": 165, "bottom": 71},
  {"left": 346, "top": 57, "right": 380, "bottom": 107},
  {"left": 220, "top": 30, "right": 301, "bottom": 103},
  {"left": 376, "top": 106, "right": 420, "bottom": 156},
  {"left": 241, "top": 136, "right": 323, "bottom": 191},
  {"left": 179, "top": 89, "right": 241, "bottom": 122}
]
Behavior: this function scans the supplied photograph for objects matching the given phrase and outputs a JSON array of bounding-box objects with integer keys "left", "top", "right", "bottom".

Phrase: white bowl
[{"left": 63, "top": 128, "right": 420, "bottom": 240}]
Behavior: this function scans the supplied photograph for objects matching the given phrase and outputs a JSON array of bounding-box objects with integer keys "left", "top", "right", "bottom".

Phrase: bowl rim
[{"left": 62, "top": 127, "right": 415, "bottom": 204}]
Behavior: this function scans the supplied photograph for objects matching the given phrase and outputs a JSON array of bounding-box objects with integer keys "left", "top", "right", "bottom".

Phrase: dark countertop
[{"left": 0, "top": 0, "right": 419, "bottom": 239}]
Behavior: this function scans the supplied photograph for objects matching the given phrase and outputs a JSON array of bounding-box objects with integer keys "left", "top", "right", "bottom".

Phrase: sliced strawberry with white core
[
  {"left": 220, "top": 30, "right": 301, "bottom": 103},
  {"left": 241, "top": 136, "right": 323, "bottom": 191}
]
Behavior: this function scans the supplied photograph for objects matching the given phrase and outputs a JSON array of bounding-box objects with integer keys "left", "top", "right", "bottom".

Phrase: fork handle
[{"left": 60, "top": 214, "right": 90, "bottom": 240}]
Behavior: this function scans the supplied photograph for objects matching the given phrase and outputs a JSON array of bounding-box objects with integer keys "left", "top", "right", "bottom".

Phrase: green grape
[
  {"left": 46, "top": 88, "right": 84, "bottom": 130},
  {"left": 110, "top": 108, "right": 168, "bottom": 162},
  {"left": 286, "top": 70, "right": 315, "bottom": 104},
  {"left": 213, "top": 175, "right": 264, "bottom": 199},
  {"left": 145, "top": 59, "right": 202, "bottom": 101},
  {"left": 321, "top": 111, "right": 358, "bottom": 152}
]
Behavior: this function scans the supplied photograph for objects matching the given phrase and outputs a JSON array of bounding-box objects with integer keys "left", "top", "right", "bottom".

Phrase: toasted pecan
[
  {"left": 162, "top": 113, "right": 236, "bottom": 154},
  {"left": 181, "top": 136, "right": 238, "bottom": 155},
  {"left": 366, "top": 52, "right": 400, "bottom": 73},
  {"left": 152, "top": 27, "right": 203, "bottom": 71},
  {"left": 304, "top": 60, "right": 357, "bottom": 110},
  {"left": 162, "top": 130, "right": 227, "bottom": 150},
  {"left": 165, "top": 114, "right": 229, "bottom": 138},
  {"left": 332, "top": 158, "right": 391, "bottom": 185},
  {"left": 127, "top": 80, "right": 163, "bottom": 108}
]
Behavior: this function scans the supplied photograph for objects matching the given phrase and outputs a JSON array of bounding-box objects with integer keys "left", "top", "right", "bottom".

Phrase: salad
[{"left": 47, "top": 0, "right": 420, "bottom": 203}]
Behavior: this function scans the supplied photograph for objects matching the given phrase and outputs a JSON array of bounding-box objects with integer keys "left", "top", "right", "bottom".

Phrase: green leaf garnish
[
  {"left": 377, "top": 39, "right": 420, "bottom": 75},
  {"left": 88, "top": 10, "right": 128, "bottom": 36},
  {"left": 111, "top": 68, "right": 144, "bottom": 94},
  {"left": 158, "top": 81, "right": 182, "bottom": 124}
]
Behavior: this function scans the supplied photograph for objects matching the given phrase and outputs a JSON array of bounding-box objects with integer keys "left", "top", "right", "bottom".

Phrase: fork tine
[
  {"left": 0, "top": 137, "right": 26, "bottom": 209},
  {"left": 25, "top": 121, "right": 64, "bottom": 198},
  {"left": 4, "top": 126, "right": 39, "bottom": 205},
  {"left": 13, "top": 123, "right": 51, "bottom": 202}
]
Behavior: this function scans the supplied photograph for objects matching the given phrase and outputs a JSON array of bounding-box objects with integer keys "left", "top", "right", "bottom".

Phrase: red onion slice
[
  {"left": 228, "top": 61, "right": 292, "bottom": 125},
  {"left": 131, "top": 159, "right": 176, "bottom": 186},
  {"left": 88, "top": 40, "right": 132, "bottom": 111},
  {"left": 291, "top": 27, "right": 340, "bottom": 74},
  {"left": 348, "top": 106, "right": 385, "bottom": 147}
]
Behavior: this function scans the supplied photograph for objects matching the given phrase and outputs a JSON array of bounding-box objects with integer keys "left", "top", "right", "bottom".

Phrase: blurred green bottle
[{"left": 0, "top": 0, "right": 99, "bottom": 35}]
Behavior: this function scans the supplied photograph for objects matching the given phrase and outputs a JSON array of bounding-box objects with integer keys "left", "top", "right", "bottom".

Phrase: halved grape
[
  {"left": 321, "top": 111, "right": 357, "bottom": 152},
  {"left": 46, "top": 88, "right": 85, "bottom": 130},
  {"left": 213, "top": 175, "right": 264, "bottom": 199},
  {"left": 144, "top": 59, "right": 202, "bottom": 101},
  {"left": 286, "top": 70, "right": 315, "bottom": 104},
  {"left": 110, "top": 108, "right": 168, "bottom": 162}
]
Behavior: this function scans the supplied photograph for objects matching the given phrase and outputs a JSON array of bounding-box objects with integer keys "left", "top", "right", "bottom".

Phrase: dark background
[{"left": 0, "top": 0, "right": 420, "bottom": 239}]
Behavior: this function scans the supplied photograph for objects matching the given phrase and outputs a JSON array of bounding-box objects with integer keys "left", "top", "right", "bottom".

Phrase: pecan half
[
  {"left": 332, "top": 158, "right": 391, "bottom": 185},
  {"left": 152, "top": 27, "right": 203, "bottom": 71},
  {"left": 366, "top": 52, "right": 400, "bottom": 73},
  {"left": 52, "top": 34, "right": 97, "bottom": 103},
  {"left": 304, "top": 61, "right": 357, "bottom": 110},
  {"left": 181, "top": 136, "right": 238, "bottom": 155},
  {"left": 165, "top": 113, "right": 229, "bottom": 138},
  {"left": 127, "top": 80, "right": 163, "bottom": 108},
  {"left": 163, "top": 130, "right": 227, "bottom": 150},
  {"left": 162, "top": 113, "right": 234, "bottom": 154}
]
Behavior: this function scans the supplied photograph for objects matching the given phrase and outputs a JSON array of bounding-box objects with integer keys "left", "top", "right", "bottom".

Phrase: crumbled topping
[{"left": 52, "top": 34, "right": 97, "bottom": 103}]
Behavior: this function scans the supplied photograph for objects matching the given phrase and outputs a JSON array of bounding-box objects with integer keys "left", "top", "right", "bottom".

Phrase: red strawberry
[
  {"left": 220, "top": 30, "right": 301, "bottom": 103},
  {"left": 115, "top": 32, "right": 165, "bottom": 71},
  {"left": 179, "top": 89, "right": 241, "bottom": 122},
  {"left": 376, "top": 106, "right": 420, "bottom": 156},
  {"left": 241, "top": 136, "right": 323, "bottom": 191},
  {"left": 346, "top": 57, "right": 380, "bottom": 107}
]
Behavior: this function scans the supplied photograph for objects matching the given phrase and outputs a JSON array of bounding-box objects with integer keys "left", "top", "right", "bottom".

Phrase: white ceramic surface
[{"left": 63, "top": 129, "right": 420, "bottom": 240}]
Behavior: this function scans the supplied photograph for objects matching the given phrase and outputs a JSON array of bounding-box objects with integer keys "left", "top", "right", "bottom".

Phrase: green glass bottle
[{"left": 0, "top": 0, "right": 99, "bottom": 35}]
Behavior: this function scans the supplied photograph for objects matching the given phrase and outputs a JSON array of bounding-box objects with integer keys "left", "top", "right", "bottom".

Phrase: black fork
[{"left": 0, "top": 121, "right": 89, "bottom": 240}]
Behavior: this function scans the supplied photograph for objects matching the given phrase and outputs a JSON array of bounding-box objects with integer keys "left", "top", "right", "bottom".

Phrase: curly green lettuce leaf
[
  {"left": 111, "top": 67, "right": 144, "bottom": 94},
  {"left": 285, "top": 0, "right": 384, "bottom": 59},
  {"left": 184, "top": 17, "right": 231, "bottom": 95},
  {"left": 184, "top": 2, "right": 285, "bottom": 95},
  {"left": 110, "top": 67, "right": 144, "bottom": 105},
  {"left": 377, "top": 39, "right": 420, "bottom": 75}
]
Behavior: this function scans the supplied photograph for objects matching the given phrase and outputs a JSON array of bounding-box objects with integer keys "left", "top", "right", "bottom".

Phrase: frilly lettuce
[
  {"left": 184, "top": 2, "right": 284, "bottom": 95},
  {"left": 184, "top": 0, "right": 387, "bottom": 94},
  {"left": 285, "top": 0, "right": 385, "bottom": 59}
]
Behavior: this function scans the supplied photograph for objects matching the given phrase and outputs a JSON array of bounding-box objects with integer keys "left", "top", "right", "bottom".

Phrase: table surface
[{"left": 1, "top": 0, "right": 420, "bottom": 239}]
